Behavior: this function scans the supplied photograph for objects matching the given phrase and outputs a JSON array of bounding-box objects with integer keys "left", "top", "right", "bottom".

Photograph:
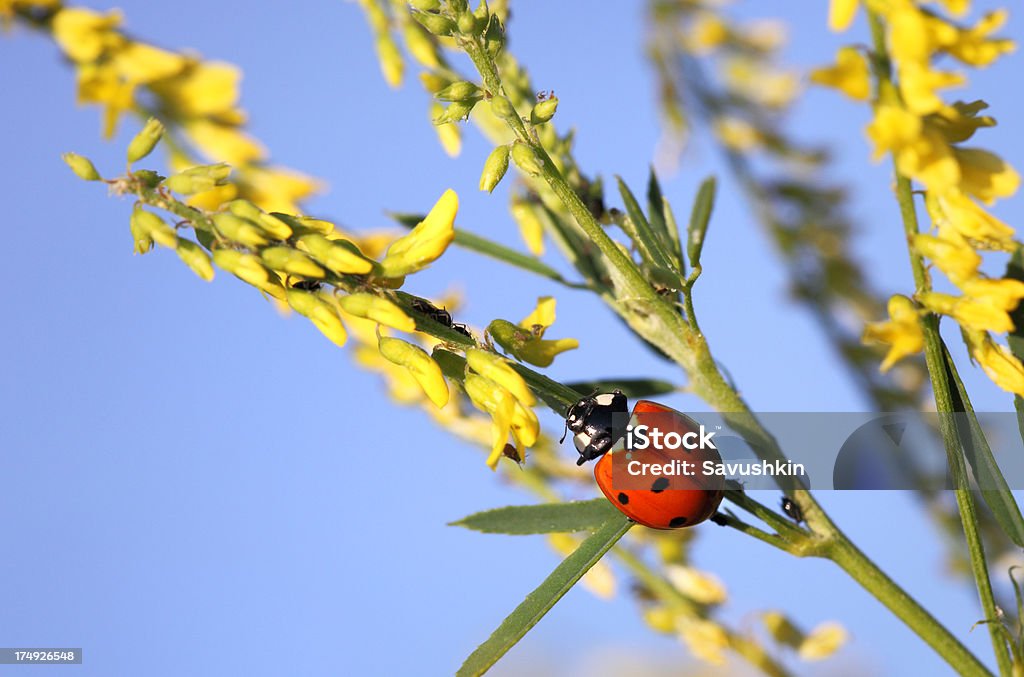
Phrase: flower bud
[
  {"left": 260, "top": 246, "right": 326, "bottom": 278},
  {"left": 376, "top": 36, "right": 403, "bottom": 88},
  {"left": 296, "top": 233, "right": 374, "bottom": 275},
  {"left": 483, "top": 15, "right": 504, "bottom": 56},
  {"left": 403, "top": 22, "right": 441, "bottom": 69},
  {"left": 489, "top": 95, "right": 517, "bottom": 121},
  {"left": 410, "top": 0, "right": 440, "bottom": 10},
  {"left": 762, "top": 611, "right": 804, "bottom": 648},
  {"left": 412, "top": 10, "right": 456, "bottom": 36},
  {"left": 131, "top": 207, "right": 177, "bottom": 249},
  {"left": 530, "top": 96, "right": 558, "bottom": 125},
  {"left": 338, "top": 293, "right": 417, "bottom": 332},
  {"left": 175, "top": 239, "right": 214, "bottom": 281},
  {"left": 126, "top": 117, "right": 165, "bottom": 163},
  {"left": 479, "top": 145, "right": 510, "bottom": 193},
  {"left": 226, "top": 200, "right": 292, "bottom": 240},
  {"left": 510, "top": 196, "right": 544, "bottom": 255},
  {"left": 165, "top": 163, "right": 232, "bottom": 194},
  {"left": 436, "top": 81, "right": 481, "bottom": 102},
  {"left": 798, "top": 622, "right": 847, "bottom": 660},
  {"left": 457, "top": 10, "right": 481, "bottom": 35},
  {"left": 465, "top": 348, "right": 536, "bottom": 406},
  {"left": 286, "top": 290, "right": 347, "bottom": 347},
  {"left": 510, "top": 142, "right": 544, "bottom": 177},
  {"left": 437, "top": 99, "right": 478, "bottom": 124},
  {"left": 212, "top": 212, "right": 270, "bottom": 248},
  {"left": 213, "top": 249, "right": 283, "bottom": 298},
  {"left": 62, "top": 152, "right": 101, "bottom": 181},
  {"left": 129, "top": 214, "right": 154, "bottom": 254},
  {"left": 378, "top": 336, "right": 449, "bottom": 408}
]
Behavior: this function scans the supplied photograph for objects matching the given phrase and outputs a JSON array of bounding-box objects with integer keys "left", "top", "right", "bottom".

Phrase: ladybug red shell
[{"left": 566, "top": 395, "right": 724, "bottom": 529}]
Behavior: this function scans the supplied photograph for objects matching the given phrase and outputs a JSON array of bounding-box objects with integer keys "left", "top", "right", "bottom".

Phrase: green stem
[
  {"left": 456, "top": 14, "right": 993, "bottom": 677},
  {"left": 867, "top": 12, "right": 1010, "bottom": 675}
]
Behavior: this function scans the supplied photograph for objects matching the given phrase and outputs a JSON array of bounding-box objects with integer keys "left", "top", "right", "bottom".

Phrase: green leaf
[
  {"left": 616, "top": 176, "right": 680, "bottom": 279},
  {"left": 687, "top": 176, "right": 716, "bottom": 270},
  {"left": 449, "top": 499, "right": 619, "bottom": 534},
  {"left": 457, "top": 514, "right": 632, "bottom": 677},
  {"left": 565, "top": 378, "right": 677, "bottom": 399},
  {"left": 389, "top": 212, "right": 588, "bottom": 290},
  {"left": 646, "top": 167, "right": 683, "bottom": 273},
  {"left": 944, "top": 343, "right": 1024, "bottom": 547}
]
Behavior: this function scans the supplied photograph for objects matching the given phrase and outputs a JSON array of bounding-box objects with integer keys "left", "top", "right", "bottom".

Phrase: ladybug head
[{"left": 562, "top": 391, "right": 628, "bottom": 465}]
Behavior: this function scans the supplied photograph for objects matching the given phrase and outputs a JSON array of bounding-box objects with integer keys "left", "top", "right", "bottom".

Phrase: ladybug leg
[{"left": 710, "top": 512, "right": 729, "bottom": 526}]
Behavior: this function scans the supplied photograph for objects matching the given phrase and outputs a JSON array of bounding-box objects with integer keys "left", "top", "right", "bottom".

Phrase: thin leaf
[
  {"left": 687, "top": 176, "right": 716, "bottom": 270},
  {"left": 944, "top": 343, "right": 1024, "bottom": 547},
  {"left": 565, "top": 378, "right": 677, "bottom": 399},
  {"left": 616, "top": 176, "right": 680, "bottom": 278},
  {"left": 389, "top": 212, "right": 588, "bottom": 289},
  {"left": 457, "top": 514, "right": 633, "bottom": 677},
  {"left": 646, "top": 167, "right": 682, "bottom": 272},
  {"left": 449, "top": 499, "right": 619, "bottom": 534},
  {"left": 662, "top": 195, "right": 685, "bottom": 278}
]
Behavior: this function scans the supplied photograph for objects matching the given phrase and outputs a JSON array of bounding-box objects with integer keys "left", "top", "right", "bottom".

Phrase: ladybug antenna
[{"left": 559, "top": 419, "right": 569, "bottom": 444}]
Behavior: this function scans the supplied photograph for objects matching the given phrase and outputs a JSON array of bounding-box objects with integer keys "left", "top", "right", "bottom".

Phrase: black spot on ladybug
[
  {"left": 669, "top": 516, "right": 688, "bottom": 528},
  {"left": 617, "top": 492, "right": 629, "bottom": 505},
  {"left": 651, "top": 477, "right": 669, "bottom": 493}
]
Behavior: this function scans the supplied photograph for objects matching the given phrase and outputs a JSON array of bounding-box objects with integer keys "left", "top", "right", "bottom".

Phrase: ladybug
[{"left": 564, "top": 393, "right": 724, "bottom": 530}]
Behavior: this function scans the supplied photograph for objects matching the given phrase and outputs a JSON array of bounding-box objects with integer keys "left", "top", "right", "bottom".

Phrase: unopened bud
[
  {"left": 62, "top": 153, "right": 101, "bottom": 181},
  {"left": 530, "top": 96, "right": 558, "bottom": 125},
  {"left": 226, "top": 200, "right": 292, "bottom": 240},
  {"left": 131, "top": 207, "right": 177, "bottom": 249},
  {"left": 410, "top": 0, "right": 440, "bottom": 10},
  {"left": 297, "top": 233, "right": 374, "bottom": 275},
  {"left": 338, "top": 293, "right": 417, "bottom": 332},
  {"left": 436, "top": 81, "right": 481, "bottom": 102},
  {"left": 510, "top": 142, "right": 544, "bottom": 177},
  {"left": 437, "top": 99, "right": 478, "bottom": 124},
  {"left": 479, "top": 144, "right": 510, "bottom": 192},
  {"left": 126, "top": 117, "right": 165, "bottom": 163},
  {"left": 489, "top": 95, "right": 517, "bottom": 121},
  {"left": 175, "top": 239, "right": 214, "bottom": 281},
  {"left": 260, "top": 246, "right": 326, "bottom": 278},
  {"left": 212, "top": 212, "right": 270, "bottom": 248},
  {"left": 165, "top": 163, "right": 232, "bottom": 194},
  {"left": 457, "top": 10, "right": 481, "bottom": 35},
  {"left": 412, "top": 10, "right": 456, "bottom": 36}
]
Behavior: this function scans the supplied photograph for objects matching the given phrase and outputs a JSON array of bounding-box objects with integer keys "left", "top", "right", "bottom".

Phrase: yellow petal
[
  {"left": 337, "top": 293, "right": 416, "bottom": 332},
  {"left": 828, "top": 0, "right": 858, "bottom": 32},
  {"left": 465, "top": 348, "right": 536, "bottom": 407},
  {"left": 798, "top": 622, "right": 848, "bottom": 660},
  {"left": 810, "top": 46, "right": 870, "bottom": 101},
  {"left": 379, "top": 189, "right": 458, "bottom": 277}
]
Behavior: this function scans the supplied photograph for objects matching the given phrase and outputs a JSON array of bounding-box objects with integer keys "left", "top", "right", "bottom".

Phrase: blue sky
[{"left": 2, "top": 1, "right": 1023, "bottom": 675}]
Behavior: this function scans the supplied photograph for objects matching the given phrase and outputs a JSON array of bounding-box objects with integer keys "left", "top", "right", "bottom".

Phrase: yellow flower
[
  {"left": 945, "top": 10, "right": 1016, "bottom": 68},
  {"left": 464, "top": 374, "right": 539, "bottom": 469},
  {"left": 954, "top": 148, "right": 1020, "bottom": 204},
  {"left": 185, "top": 120, "right": 266, "bottom": 165},
  {"left": 865, "top": 104, "right": 921, "bottom": 161},
  {"left": 961, "top": 278, "right": 1024, "bottom": 311},
  {"left": 337, "top": 293, "right": 416, "bottom": 332},
  {"left": 863, "top": 295, "right": 924, "bottom": 371},
  {"left": 212, "top": 249, "right": 284, "bottom": 299},
  {"left": 898, "top": 62, "right": 964, "bottom": 116},
  {"left": 510, "top": 197, "right": 545, "bottom": 256},
  {"left": 678, "top": 617, "right": 730, "bottom": 666},
  {"left": 285, "top": 289, "right": 348, "bottom": 347},
  {"left": 926, "top": 190, "right": 1014, "bottom": 250},
  {"left": 895, "top": 127, "right": 960, "bottom": 194},
  {"left": 913, "top": 229, "right": 981, "bottom": 283},
  {"left": 465, "top": 348, "right": 536, "bottom": 407},
  {"left": 52, "top": 7, "right": 123, "bottom": 63},
  {"left": 810, "top": 46, "right": 870, "bottom": 101},
  {"left": 798, "top": 621, "right": 848, "bottom": 660},
  {"left": 76, "top": 63, "right": 135, "bottom": 138},
  {"left": 150, "top": 61, "right": 241, "bottom": 117},
  {"left": 111, "top": 42, "right": 186, "bottom": 84},
  {"left": 685, "top": 12, "right": 729, "bottom": 54},
  {"left": 713, "top": 117, "right": 763, "bottom": 151},
  {"left": 969, "top": 333, "right": 1024, "bottom": 396},
  {"left": 665, "top": 565, "right": 728, "bottom": 605},
  {"left": 828, "top": 0, "right": 858, "bottom": 32},
  {"left": 929, "top": 100, "right": 995, "bottom": 144},
  {"left": 378, "top": 337, "right": 449, "bottom": 408},
  {"left": 354, "top": 344, "right": 424, "bottom": 403},
  {"left": 487, "top": 297, "right": 580, "bottom": 367},
  {"left": 238, "top": 166, "right": 321, "bottom": 214},
  {"left": 296, "top": 233, "right": 374, "bottom": 275},
  {"left": 379, "top": 189, "right": 458, "bottom": 278},
  {"left": 921, "top": 292, "right": 1014, "bottom": 333}
]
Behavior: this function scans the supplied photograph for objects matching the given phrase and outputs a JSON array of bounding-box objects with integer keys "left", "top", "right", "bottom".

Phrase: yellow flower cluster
[
  {"left": 41, "top": 4, "right": 318, "bottom": 214},
  {"left": 820, "top": 1, "right": 1024, "bottom": 394}
]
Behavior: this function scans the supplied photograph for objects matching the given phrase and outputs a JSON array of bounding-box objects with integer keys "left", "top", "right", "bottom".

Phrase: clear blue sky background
[{"left": 2, "top": 1, "right": 1023, "bottom": 675}]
